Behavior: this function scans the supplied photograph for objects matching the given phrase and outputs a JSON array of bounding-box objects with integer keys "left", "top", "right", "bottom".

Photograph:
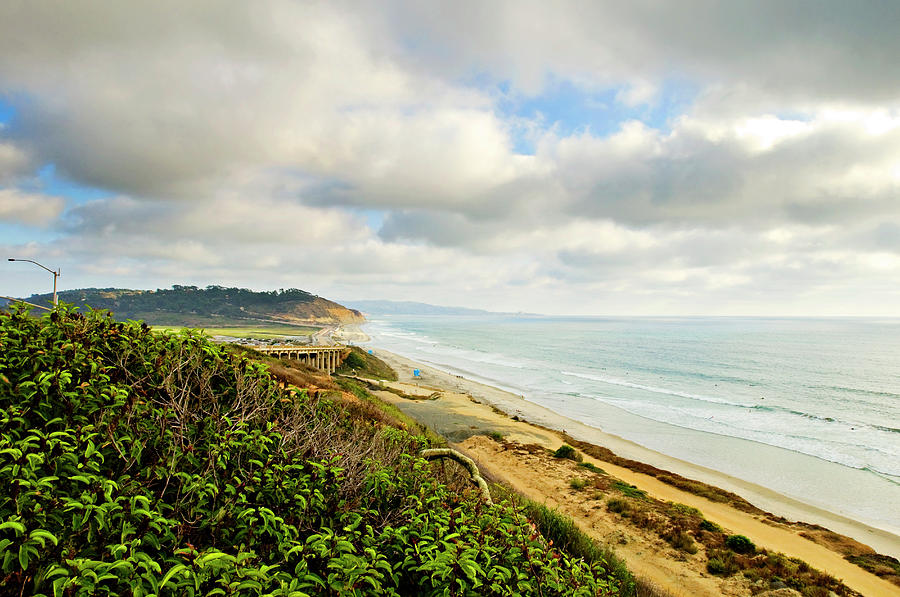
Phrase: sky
[{"left": 1, "top": 1, "right": 899, "bottom": 316}]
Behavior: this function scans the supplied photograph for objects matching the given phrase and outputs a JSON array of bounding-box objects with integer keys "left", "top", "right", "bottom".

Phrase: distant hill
[
  {"left": 19, "top": 285, "right": 365, "bottom": 326},
  {"left": 345, "top": 299, "right": 525, "bottom": 316}
]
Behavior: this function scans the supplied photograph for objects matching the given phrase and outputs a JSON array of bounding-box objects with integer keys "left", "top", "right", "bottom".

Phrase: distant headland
[{"left": 15, "top": 285, "right": 366, "bottom": 327}]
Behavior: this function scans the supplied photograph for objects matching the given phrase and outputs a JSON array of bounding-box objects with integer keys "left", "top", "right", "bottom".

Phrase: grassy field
[{"left": 153, "top": 324, "right": 319, "bottom": 339}]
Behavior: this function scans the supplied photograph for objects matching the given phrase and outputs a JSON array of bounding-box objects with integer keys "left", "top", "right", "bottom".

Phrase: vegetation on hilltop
[
  {"left": 21, "top": 286, "right": 365, "bottom": 327},
  {"left": 0, "top": 305, "right": 624, "bottom": 596}
]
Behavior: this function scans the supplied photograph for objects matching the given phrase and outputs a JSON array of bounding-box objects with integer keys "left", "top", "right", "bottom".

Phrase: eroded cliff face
[{"left": 269, "top": 297, "right": 365, "bottom": 324}]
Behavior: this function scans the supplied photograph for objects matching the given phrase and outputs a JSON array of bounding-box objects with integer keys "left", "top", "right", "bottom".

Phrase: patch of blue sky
[
  {"left": 355, "top": 208, "right": 386, "bottom": 232},
  {"left": 0, "top": 222, "right": 60, "bottom": 245},
  {"left": 0, "top": 98, "right": 15, "bottom": 126},
  {"left": 494, "top": 77, "right": 698, "bottom": 154},
  {"left": 772, "top": 110, "right": 815, "bottom": 122},
  {"left": 0, "top": 97, "right": 112, "bottom": 204},
  {"left": 26, "top": 165, "right": 113, "bottom": 205}
]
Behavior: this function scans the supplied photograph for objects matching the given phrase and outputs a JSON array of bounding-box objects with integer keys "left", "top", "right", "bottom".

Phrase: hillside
[
  {"left": 21, "top": 285, "right": 365, "bottom": 326},
  {"left": 0, "top": 304, "right": 628, "bottom": 596}
]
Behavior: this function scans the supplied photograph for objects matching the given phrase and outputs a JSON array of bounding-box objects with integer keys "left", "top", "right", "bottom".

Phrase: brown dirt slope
[{"left": 262, "top": 296, "right": 365, "bottom": 324}]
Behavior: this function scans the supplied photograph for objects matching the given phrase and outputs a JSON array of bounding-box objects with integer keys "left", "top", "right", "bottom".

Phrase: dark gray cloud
[{"left": 387, "top": 1, "right": 900, "bottom": 105}]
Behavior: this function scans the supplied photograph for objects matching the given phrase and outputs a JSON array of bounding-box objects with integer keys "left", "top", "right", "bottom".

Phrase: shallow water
[{"left": 362, "top": 315, "right": 900, "bottom": 535}]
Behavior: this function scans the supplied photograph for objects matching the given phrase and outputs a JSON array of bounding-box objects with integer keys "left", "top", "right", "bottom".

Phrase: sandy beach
[{"left": 364, "top": 347, "right": 900, "bottom": 596}]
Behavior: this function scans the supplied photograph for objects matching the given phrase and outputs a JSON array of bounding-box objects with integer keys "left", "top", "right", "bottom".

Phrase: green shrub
[
  {"left": 0, "top": 305, "right": 622, "bottom": 596},
  {"left": 608, "top": 498, "right": 630, "bottom": 514},
  {"left": 628, "top": 505, "right": 656, "bottom": 529},
  {"left": 569, "top": 478, "right": 587, "bottom": 490},
  {"left": 553, "top": 444, "right": 582, "bottom": 461},
  {"left": 667, "top": 502, "right": 702, "bottom": 518},
  {"left": 613, "top": 480, "right": 648, "bottom": 499},
  {"left": 491, "top": 485, "right": 637, "bottom": 596},
  {"left": 577, "top": 461, "right": 606, "bottom": 474},
  {"left": 846, "top": 553, "right": 900, "bottom": 577},
  {"left": 706, "top": 549, "right": 740, "bottom": 576},
  {"left": 669, "top": 530, "right": 699, "bottom": 554},
  {"left": 488, "top": 430, "right": 505, "bottom": 442},
  {"left": 725, "top": 534, "right": 756, "bottom": 554},
  {"left": 707, "top": 557, "right": 726, "bottom": 575},
  {"left": 699, "top": 519, "right": 723, "bottom": 533}
]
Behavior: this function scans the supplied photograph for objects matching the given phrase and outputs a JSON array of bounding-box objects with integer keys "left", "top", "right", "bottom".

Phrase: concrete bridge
[{"left": 255, "top": 345, "right": 345, "bottom": 374}]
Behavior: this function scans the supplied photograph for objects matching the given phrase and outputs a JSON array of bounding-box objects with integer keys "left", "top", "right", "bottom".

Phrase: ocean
[{"left": 362, "top": 314, "right": 900, "bottom": 536}]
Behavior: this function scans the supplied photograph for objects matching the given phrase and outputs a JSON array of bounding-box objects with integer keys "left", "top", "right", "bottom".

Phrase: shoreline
[{"left": 368, "top": 346, "right": 900, "bottom": 562}]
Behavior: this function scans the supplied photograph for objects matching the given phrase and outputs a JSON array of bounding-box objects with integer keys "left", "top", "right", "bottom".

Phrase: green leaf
[
  {"left": 196, "top": 551, "right": 236, "bottom": 567},
  {"left": 158, "top": 563, "right": 188, "bottom": 590},
  {"left": 42, "top": 565, "right": 70, "bottom": 581},
  {"left": 18, "top": 543, "right": 29, "bottom": 570},
  {"left": 29, "top": 529, "right": 59, "bottom": 548},
  {"left": 302, "top": 573, "right": 325, "bottom": 588},
  {"left": 0, "top": 521, "right": 26, "bottom": 536},
  {"left": 3, "top": 550, "right": 15, "bottom": 574}
]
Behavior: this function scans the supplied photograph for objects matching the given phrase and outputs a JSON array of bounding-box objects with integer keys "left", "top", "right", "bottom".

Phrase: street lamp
[{"left": 8, "top": 258, "right": 60, "bottom": 307}]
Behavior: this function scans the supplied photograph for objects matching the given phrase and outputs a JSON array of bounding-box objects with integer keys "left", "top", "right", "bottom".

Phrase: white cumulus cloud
[{"left": 0, "top": 188, "right": 64, "bottom": 226}]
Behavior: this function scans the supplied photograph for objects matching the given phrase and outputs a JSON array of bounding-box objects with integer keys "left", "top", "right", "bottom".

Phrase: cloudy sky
[{"left": 1, "top": 1, "right": 899, "bottom": 315}]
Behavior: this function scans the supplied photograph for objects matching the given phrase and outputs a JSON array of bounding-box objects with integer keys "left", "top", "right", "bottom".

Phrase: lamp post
[{"left": 8, "top": 258, "right": 60, "bottom": 307}]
